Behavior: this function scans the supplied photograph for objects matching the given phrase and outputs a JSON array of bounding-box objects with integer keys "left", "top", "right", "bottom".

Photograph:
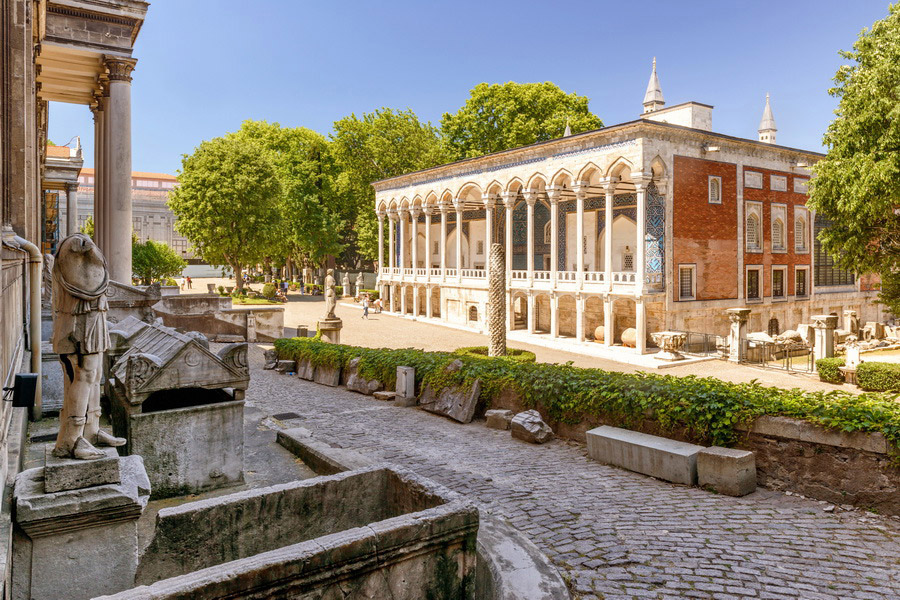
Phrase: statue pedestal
[
  {"left": 650, "top": 331, "right": 687, "bottom": 362},
  {"left": 12, "top": 450, "right": 150, "bottom": 600},
  {"left": 318, "top": 318, "right": 343, "bottom": 344}
]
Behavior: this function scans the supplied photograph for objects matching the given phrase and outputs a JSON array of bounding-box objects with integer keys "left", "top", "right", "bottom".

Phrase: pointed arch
[
  {"left": 576, "top": 161, "right": 603, "bottom": 185},
  {"left": 411, "top": 194, "right": 423, "bottom": 208},
  {"left": 526, "top": 172, "right": 547, "bottom": 192},
  {"left": 485, "top": 180, "right": 503, "bottom": 196},
  {"left": 424, "top": 191, "right": 438, "bottom": 208},
  {"left": 605, "top": 156, "right": 635, "bottom": 179},
  {"left": 455, "top": 181, "right": 483, "bottom": 202},
  {"left": 650, "top": 155, "right": 667, "bottom": 180},
  {"left": 505, "top": 177, "right": 524, "bottom": 193},
  {"left": 551, "top": 168, "right": 574, "bottom": 188}
]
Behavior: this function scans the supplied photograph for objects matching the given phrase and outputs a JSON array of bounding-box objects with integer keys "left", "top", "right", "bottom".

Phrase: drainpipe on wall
[{"left": 12, "top": 236, "right": 42, "bottom": 420}]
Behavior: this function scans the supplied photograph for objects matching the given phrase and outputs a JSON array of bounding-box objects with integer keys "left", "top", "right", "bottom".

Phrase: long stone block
[{"left": 586, "top": 426, "right": 703, "bottom": 485}]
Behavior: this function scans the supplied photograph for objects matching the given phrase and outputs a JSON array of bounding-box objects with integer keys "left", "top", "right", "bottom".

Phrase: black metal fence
[
  {"left": 679, "top": 332, "right": 725, "bottom": 357},
  {"left": 740, "top": 339, "right": 815, "bottom": 373}
]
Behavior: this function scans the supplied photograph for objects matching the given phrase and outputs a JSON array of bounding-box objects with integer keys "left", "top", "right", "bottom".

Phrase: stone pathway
[{"left": 247, "top": 346, "right": 900, "bottom": 600}]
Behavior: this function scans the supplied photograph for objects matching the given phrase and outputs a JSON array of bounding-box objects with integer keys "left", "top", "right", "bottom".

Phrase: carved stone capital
[
  {"left": 482, "top": 194, "right": 497, "bottom": 208},
  {"left": 104, "top": 56, "right": 137, "bottom": 82},
  {"left": 812, "top": 314, "right": 838, "bottom": 329},
  {"left": 500, "top": 191, "right": 518, "bottom": 208},
  {"left": 452, "top": 198, "right": 465, "bottom": 213},
  {"left": 523, "top": 191, "right": 540, "bottom": 206},
  {"left": 65, "top": 181, "right": 79, "bottom": 193},
  {"left": 726, "top": 308, "right": 751, "bottom": 324},
  {"left": 546, "top": 186, "right": 562, "bottom": 204}
]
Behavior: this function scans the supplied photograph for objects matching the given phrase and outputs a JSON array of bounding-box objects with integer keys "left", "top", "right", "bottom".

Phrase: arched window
[
  {"left": 708, "top": 176, "right": 721, "bottom": 204},
  {"left": 772, "top": 219, "right": 785, "bottom": 250},
  {"left": 795, "top": 217, "right": 807, "bottom": 251},
  {"left": 468, "top": 305, "right": 478, "bottom": 321},
  {"left": 747, "top": 214, "right": 760, "bottom": 249},
  {"left": 543, "top": 221, "right": 552, "bottom": 244}
]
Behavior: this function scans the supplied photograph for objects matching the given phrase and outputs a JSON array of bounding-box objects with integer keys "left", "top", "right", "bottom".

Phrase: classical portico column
[
  {"left": 398, "top": 208, "right": 408, "bottom": 272},
  {"left": 603, "top": 295, "right": 613, "bottom": 347},
  {"left": 65, "top": 181, "right": 78, "bottom": 237},
  {"left": 410, "top": 206, "right": 420, "bottom": 278},
  {"left": 575, "top": 293, "right": 585, "bottom": 342},
  {"left": 633, "top": 174, "right": 651, "bottom": 295},
  {"left": 453, "top": 199, "right": 464, "bottom": 282},
  {"left": 426, "top": 285, "right": 433, "bottom": 318},
  {"left": 524, "top": 192, "right": 537, "bottom": 285},
  {"left": 90, "top": 100, "right": 104, "bottom": 249},
  {"left": 501, "top": 192, "right": 515, "bottom": 278},
  {"left": 573, "top": 183, "right": 587, "bottom": 287},
  {"left": 388, "top": 210, "right": 396, "bottom": 269},
  {"left": 547, "top": 187, "right": 561, "bottom": 286},
  {"left": 439, "top": 202, "right": 448, "bottom": 281},
  {"left": 603, "top": 178, "right": 616, "bottom": 291},
  {"left": 483, "top": 195, "right": 495, "bottom": 279},
  {"left": 635, "top": 298, "right": 647, "bottom": 354},
  {"left": 104, "top": 56, "right": 137, "bottom": 283},
  {"left": 377, "top": 210, "right": 385, "bottom": 276},
  {"left": 550, "top": 292, "right": 559, "bottom": 338},
  {"left": 423, "top": 206, "right": 433, "bottom": 280}
]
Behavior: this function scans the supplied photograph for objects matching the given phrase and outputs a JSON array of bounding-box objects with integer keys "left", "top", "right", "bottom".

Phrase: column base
[{"left": 317, "top": 318, "right": 343, "bottom": 344}]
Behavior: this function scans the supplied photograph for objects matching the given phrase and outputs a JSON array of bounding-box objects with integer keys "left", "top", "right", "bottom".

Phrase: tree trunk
[{"left": 234, "top": 263, "right": 243, "bottom": 291}]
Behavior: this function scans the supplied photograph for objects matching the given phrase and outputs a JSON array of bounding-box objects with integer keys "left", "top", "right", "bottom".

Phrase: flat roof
[{"left": 79, "top": 167, "right": 176, "bottom": 180}]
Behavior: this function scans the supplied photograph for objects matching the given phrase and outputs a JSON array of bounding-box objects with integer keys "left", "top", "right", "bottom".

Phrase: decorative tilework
[
  {"left": 614, "top": 193, "right": 636, "bottom": 207},
  {"left": 645, "top": 183, "right": 665, "bottom": 288},
  {"left": 613, "top": 207, "right": 637, "bottom": 222}
]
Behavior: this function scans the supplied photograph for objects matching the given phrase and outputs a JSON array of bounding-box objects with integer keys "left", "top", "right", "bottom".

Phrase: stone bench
[{"left": 586, "top": 426, "right": 704, "bottom": 485}]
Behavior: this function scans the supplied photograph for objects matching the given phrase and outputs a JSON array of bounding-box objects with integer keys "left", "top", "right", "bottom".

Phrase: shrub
[
  {"left": 273, "top": 337, "right": 900, "bottom": 451},
  {"left": 164, "top": 277, "right": 178, "bottom": 286},
  {"left": 453, "top": 346, "right": 536, "bottom": 363},
  {"left": 816, "top": 357, "right": 845, "bottom": 384},
  {"left": 217, "top": 285, "right": 225, "bottom": 295},
  {"left": 305, "top": 283, "right": 322, "bottom": 294},
  {"left": 335, "top": 286, "right": 343, "bottom": 296},
  {"left": 262, "top": 283, "right": 276, "bottom": 299},
  {"left": 359, "top": 288, "right": 380, "bottom": 301},
  {"left": 857, "top": 362, "right": 900, "bottom": 392}
]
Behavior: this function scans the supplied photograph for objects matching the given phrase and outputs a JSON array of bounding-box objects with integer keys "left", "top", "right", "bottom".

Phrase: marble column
[
  {"left": 483, "top": 195, "right": 495, "bottom": 280},
  {"left": 388, "top": 210, "right": 396, "bottom": 269},
  {"left": 377, "top": 211, "right": 385, "bottom": 276},
  {"left": 502, "top": 192, "right": 515, "bottom": 280},
  {"left": 550, "top": 292, "right": 559, "bottom": 338},
  {"left": 573, "top": 184, "right": 586, "bottom": 287},
  {"left": 440, "top": 202, "right": 448, "bottom": 281},
  {"left": 636, "top": 297, "right": 647, "bottom": 354},
  {"left": 410, "top": 206, "right": 420, "bottom": 278},
  {"left": 726, "top": 308, "right": 751, "bottom": 362},
  {"left": 575, "top": 293, "right": 585, "bottom": 342},
  {"left": 603, "top": 178, "right": 616, "bottom": 290},
  {"left": 426, "top": 285, "right": 433, "bottom": 318},
  {"left": 524, "top": 192, "right": 537, "bottom": 285},
  {"left": 634, "top": 174, "right": 650, "bottom": 295},
  {"left": 527, "top": 291, "right": 536, "bottom": 334},
  {"left": 104, "top": 56, "right": 137, "bottom": 283},
  {"left": 91, "top": 101, "right": 103, "bottom": 248},
  {"left": 399, "top": 208, "right": 408, "bottom": 272},
  {"left": 453, "top": 199, "right": 463, "bottom": 281},
  {"left": 400, "top": 285, "right": 407, "bottom": 314},
  {"left": 423, "top": 206, "right": 433, "bottom": 280},
  {"left": 604, "top": 295, "right": 613, "bottom": 347},
  {"left": 65, "top": 181, "right": 78, "bottom": 238},
  {"left": 547, "top": 187, "right": 560, "bottom": 286}
]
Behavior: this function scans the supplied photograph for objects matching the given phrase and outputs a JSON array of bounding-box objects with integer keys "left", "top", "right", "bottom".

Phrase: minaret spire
[
  {"left": 758, "top": 93, "right": 777, "bottom": 144},
  {"left": 643, "top": 57, "right": 665, "bottom": 113},
  {"left": 563, "top": 117, "right": 571, "bottom": 137}
]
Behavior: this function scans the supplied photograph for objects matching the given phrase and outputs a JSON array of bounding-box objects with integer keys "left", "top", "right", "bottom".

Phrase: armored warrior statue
[{"left": 51, "top": 234, "right": 125, "bottom": 459}]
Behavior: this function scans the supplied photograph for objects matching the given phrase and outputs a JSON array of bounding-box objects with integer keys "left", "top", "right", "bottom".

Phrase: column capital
[
  {"left": 410, "top": 205, "right": 421, "bottom": 218},
  {"left": 546, "top": 186, "right": 563, "bottom": 204},
  {"left": 387, "top": 208, "right": 399, "bottom": 221},
  {"left": 600, "top": 176, "right": 619, "bottom": 194},
  {"left": 523, "top": 191, "right": 540, "bottom": 206},
  {"left": 399, "top": 206, "right": 410, "bottom": 217},
  {"left": 423, "top": 204, "right": 434, "bottom": 215},
  {"left": 726, "top": 308, "right": 751, "bottom": 324},
  {"left": 103, "top": 56, "right": 137, "bottom": 82},
  {"left": 571, "top": 182, "right": 589, "bottom": 198},
  {"left": 452, "top": 198, "right": 465, "bottom": 212},
  {"left": 65, "top": 181, "right": 79, "bottom": 193},
  {"left": 631, "top": 172, "right": 654, "bottom": 190},
  {"left": 481, "top": 194, "right": 497, "bottom": 208},
  {"left": 500, "top": 191, "right": 518, "bottom": 208},
  {"left": 438, "top": 200, "right": 451, "bottom": 214},
  {"left": 376, "top": 210, "right": 386, "bottom": 221}
]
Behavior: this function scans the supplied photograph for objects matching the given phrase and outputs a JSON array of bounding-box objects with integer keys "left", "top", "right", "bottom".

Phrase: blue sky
[{"left": 48, "top": 1, "right": 892, "bottom": 175}]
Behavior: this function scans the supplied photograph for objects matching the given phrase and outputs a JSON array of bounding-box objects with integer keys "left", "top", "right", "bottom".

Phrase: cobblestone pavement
[{"left": 246, "top": 345, "right": 900, "bottom": 600}]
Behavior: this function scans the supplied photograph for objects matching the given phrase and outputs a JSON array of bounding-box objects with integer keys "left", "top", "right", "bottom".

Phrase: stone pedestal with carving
[
  {"left": 726, "top": 308, "right": 751, "bottom": 363},
  {"left": 812, "top": 314, "right": 838, "bottom": 362},
  {"left": 12, "top": 451, "right": 150, "bottom": 600},
  {"left": 650, "top": 331, "right": 687, "bottom": 361},
  {"left": 317, "top": 317, "right": 343, "bottom": 345},
  {"left": 843, "top": 310, "right": 859, "bottom": 335}
]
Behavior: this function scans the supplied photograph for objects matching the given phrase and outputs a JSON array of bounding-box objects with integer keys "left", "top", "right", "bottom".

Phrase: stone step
[{"left": 586, "top": 426, "right": 704, "bottom": 485}]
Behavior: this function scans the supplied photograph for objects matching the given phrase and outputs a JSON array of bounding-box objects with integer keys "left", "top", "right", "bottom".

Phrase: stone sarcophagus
[{"left": 107, "top": 317, "right": 249, "bottom": 498}]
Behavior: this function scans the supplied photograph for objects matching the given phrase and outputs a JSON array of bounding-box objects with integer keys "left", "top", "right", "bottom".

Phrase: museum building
[{"left": 373, "top": 62, "right": 882, "bottom": 353}]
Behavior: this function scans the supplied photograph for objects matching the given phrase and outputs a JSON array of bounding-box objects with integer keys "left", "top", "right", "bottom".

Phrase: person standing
[
  {"left": 186, "top": 275, "right": 192, "bottom": 289},
  {"left": 361, "top": 294, "right": 370, "bottom": 319}
]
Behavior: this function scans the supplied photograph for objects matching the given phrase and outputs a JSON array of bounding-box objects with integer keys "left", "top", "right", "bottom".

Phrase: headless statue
[
  {"left": 51, "top": 234, "right": 125, "bottom": 460},
  {"left": 324, "top": 268, "right": 337, "bottom": 319}
]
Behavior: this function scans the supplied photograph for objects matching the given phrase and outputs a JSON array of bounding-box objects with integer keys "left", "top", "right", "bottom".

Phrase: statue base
[
  {"left": 12, "top": 452, "right": 151, "bottom": 600},
  {"left": 317, "top": 318, "right": 343, "bottom": 344}
]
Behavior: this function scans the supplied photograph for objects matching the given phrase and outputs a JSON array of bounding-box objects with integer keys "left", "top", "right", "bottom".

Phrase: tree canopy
[
  {"left": 331, "top": 108, "right": 451, "bottom": 262},
  {"left": 440, "top": 82, "right": 603, "bottom": 160},
  {"left": 808, "top": 4, "right": 900, "bottom": 281},
  {"left": 168, "top": 135, "right": 281, "bottom": 289},
  {"left": 132, "top": 239, "right": 186, "bottom": 285}
]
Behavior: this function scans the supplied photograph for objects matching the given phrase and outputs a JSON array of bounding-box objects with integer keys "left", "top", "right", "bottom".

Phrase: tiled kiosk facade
[{"left": 373, "top": 77, "right": 881, "bottom": 352}]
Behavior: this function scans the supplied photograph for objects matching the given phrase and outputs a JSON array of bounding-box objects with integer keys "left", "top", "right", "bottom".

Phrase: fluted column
[
  {"left": 423, "top": 206, "right": 433, "bottom": 281},
  {"left": 547, "top": 187, "right": 561, "bottom": 286},
  {"left": 453, "top": 199, "right": 464, "bottom": 282},
  {"left": 410, "top": 205, "right": 420, "bottom": 279},
  {"left": 483, "top": 195, "right": 495, "bottom": 280},
  {"left": 65, "top": 181, "right": 78, "bottom": 238},
  {"left": 524, "top": 192, "right": 537, "bottom": 285},
  {"left": 377, "top": 211, "right": 385, "bottom": 277},
  {"left": 439, "top": 202, "right": 448, "bottom": 281},
  {"left": 104, "top": 56, "right": 137, "bottom": 283},
  {"left": 399, "top": 208, "right": 408, "bottom": 274},
  {"left": 573, "top": 183, "right": 587, "bottom": 288},
  {"left": 388, "top": 210, "right": 396, "bottom": 270},
  {"left": 603, "top": 178, "right": 616, "bottom": 291}
]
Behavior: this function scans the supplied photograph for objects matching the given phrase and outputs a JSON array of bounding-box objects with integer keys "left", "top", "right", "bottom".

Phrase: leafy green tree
[
  {"left": 331, "top": 108, "right": 451, "bottom": 263},
  {"left": 440, "top": 82, "right": 603, "bottom": 160},
  {"left": 808, "top": 5, "right": 900, "bottom": 283},
  {"left": 132, "top": 239, "right": 187, "bottom": 285},
  {"left": 80, "top": 215, "right": 94, "bottom": 239},
  {"left": 168, "top": 136, "right": 281, "bottom": 291}
]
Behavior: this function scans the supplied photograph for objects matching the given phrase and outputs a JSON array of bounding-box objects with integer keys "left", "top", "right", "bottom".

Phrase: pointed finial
[
  {"left": 564, "top": 117, "right": 572, "bottom": 137},
  {"left": 758, "top": 93, "right": 777, "bottom": 144},
  {"left": 643, "top": 57, "right": 665, "bottom": 113}
]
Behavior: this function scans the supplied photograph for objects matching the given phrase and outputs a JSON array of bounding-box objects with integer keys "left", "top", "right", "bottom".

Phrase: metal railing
[
  {"left": 740, "top": 339, "right": 814, "bottom": 372},
  {"left": 677, "top": 331, "right": 725, "bottom": 357}
]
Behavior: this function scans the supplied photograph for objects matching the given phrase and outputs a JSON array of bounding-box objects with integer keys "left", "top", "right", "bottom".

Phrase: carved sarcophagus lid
[{"left": 110, "top": 317, "right": 249, "bottom": 406}]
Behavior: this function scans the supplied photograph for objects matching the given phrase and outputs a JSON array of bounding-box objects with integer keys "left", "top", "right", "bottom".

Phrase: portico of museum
[{"left": 373, "top": 64, "right": 882, "bottom": 353}]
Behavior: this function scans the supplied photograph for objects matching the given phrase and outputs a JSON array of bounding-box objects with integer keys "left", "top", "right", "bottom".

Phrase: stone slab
[
  {"left": 313, "top": 364, "right": 341, "bottom": 387},
  {"left": 297, "top": 358, "right": 315, "bottom": 381},
  {"left": 485, "top": 409, "right": 514, "bottom": 431},
  {"left": 274, "top": 359, "right": 296, "bottom": 374},
  {"left": 393, "top": 396, "right": 417, "bottom": 408},
  {"left": 44, "top": 446, "right": 121, "bottom": 493},
  {"left": 396, "top": 366, "right": 415, "bottom": 399},
  {"left": 419, "top": 379, "right": 482, "bottom": 424},
  {"left": 277, "top": 428, "right": 375, "bottom": 475},
  {"left": 510, "top": 410, "right": 553, "bottom": 444},
  {"left": 373, "top": 391, "right": 397, "bottom": 401},
  {"left": 586, "top": 426, "right": 703, "bottom": 485},
  {"left": 738, "top": 415, "right": 888, "bottom": 454},
  {"left": 698, "top": 446, "right": 757, "bottom": 497}
]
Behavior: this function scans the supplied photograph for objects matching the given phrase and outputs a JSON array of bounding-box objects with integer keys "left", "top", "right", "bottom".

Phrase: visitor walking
[
  {"left": 179, "top": 276, "right": 185, "bottom": 290},
  {"left": 186, "top": 276, "right": 192, "bottom": 289},
  {"left": 374, "top": 297, "right": 382, "bottom": 314},
  {"left": 361, "top": 294, "right": 370, "bottom": 319}
]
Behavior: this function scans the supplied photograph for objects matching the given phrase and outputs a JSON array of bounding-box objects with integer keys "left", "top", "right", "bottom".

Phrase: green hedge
[
  {"left": 453, "top": 346, "right": 536, "bottom": 363},
  {"left": 359, "top": 288, "right": 380, "bottom": 301},
  {"left": 858, "top": 362, "right": 900, "bottom": 392},
  {"left": 816, "top": 358, "right": 845, "bottom": 384},
  {"left": 274, "top": 337, "right": 900, "bottom": 451},
  {"left": 262, "top": 283, "right": 276, "bottom": 299}
]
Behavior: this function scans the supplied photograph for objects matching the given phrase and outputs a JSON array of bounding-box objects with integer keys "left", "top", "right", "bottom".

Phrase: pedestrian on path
[
  {"left": 186, "top": 276, "right": 192, "bottom": 289},
  {"left": 362, "top": 294, "right": 370, "bottom": 319},
  {"left": 374, "top": 297, "right": 382, "bottom": 313}
]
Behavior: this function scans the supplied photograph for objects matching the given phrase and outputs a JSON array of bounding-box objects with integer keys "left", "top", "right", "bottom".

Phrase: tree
[
  {"left": 80, "top": 215, "right": 94, "bottom": 239},
  {"left": 168, "top": 136, "right": 281, "bottom": 291},
  {"left": 132, "top": 239, "right": 187, "bottom": 285},
  {"left": 331, "top": 108, "right": 451, "bottom": 263},
  {"left": 440, "top": 82, "right": 603, "bottom": 160},
  {"left": 808, "top": 5, "right": 900, "bottom": 284}
]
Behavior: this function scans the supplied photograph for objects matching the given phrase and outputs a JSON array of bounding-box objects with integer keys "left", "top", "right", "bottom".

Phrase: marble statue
[
  {"left": 41, "top": 253, "right": 54, "bottom": 308},
  {"left": 355, "top": 272, "right": 364, "bottom": 294},
  {"left": 324, "top": 269, "right": 337, "bottom": 319},
  {"left": 342, "top": 272, "right": 351, "bottom": 297},
  {"left": 51, "top": 233, "right": 125, "bottom": 460}
]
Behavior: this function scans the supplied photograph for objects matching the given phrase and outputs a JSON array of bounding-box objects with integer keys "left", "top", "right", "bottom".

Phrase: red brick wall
[
  {"left": 742, "top": 168, "right": 811, "bottom": 297},
  {"left": 672, "top": 156, "right": 738, "bottom": 301}
]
